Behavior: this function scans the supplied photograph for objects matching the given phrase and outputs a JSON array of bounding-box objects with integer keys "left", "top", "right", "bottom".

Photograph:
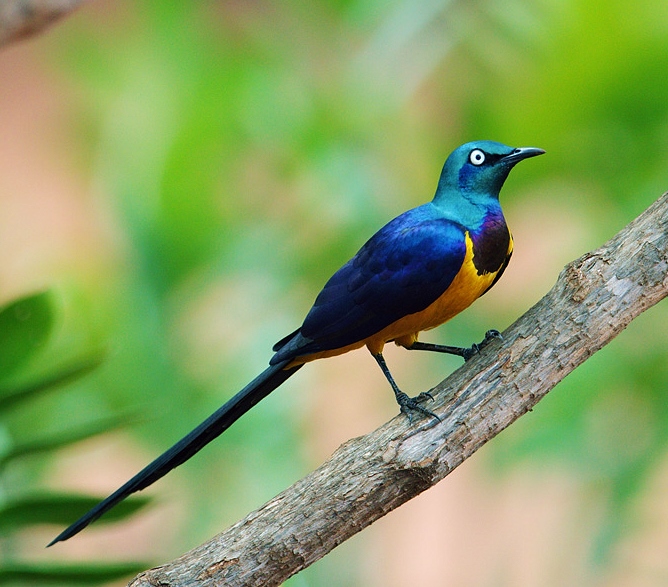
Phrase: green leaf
[
  {"left": 0, "top": 561, "right": 147, "bottom": 585},
  {"left": 0, "top": 493, "right": 151, "bottom": 533},
  {"left": 0, "top": 413, "right": 129, "bottom": 467},
  {"left": 0, "top": 292, "right": 53, "bottom": 382},
  {"left": 0, "top": 351, "right": 105, "bottom": 411}
]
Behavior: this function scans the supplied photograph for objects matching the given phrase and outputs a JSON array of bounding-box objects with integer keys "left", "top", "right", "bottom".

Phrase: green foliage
[
  {"left": 0, "top": 493, "right": 149, "bottom": 533},
  {"left": 0, "top": 292, "right": 53, "bottom": 379},
  {"left": 0, "top": 354, "right": 103, "bottom": 412},
  {"left": 8, "top": 0, "right": 665, "bottom": 584},
  {"left": 0, "top": 562, "right": 146, "bottom": 586},
  {"left": 0, "top": 414, "right": 125, "bottom": 467},
  {"left": 0, "top": 293, "right": 149, "bottom": 585}
]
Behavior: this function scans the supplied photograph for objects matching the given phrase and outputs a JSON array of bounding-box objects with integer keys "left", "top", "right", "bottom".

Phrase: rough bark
[
  {"left": 129, "top": 193, "right": 668, "bottom": 586},
  {"left": 0, "top": 0, "right": 87, "bottom": 47}
]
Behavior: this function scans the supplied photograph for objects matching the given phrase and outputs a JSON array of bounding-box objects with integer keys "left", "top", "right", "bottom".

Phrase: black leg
[
  {"left": 408, "top": 330, "right": 503, "bottom": 361},
  {"left": 372, "top": 352, "right": 440, "bottom": 423}
]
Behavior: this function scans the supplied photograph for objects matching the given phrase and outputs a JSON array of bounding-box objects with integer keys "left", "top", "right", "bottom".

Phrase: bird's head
[{"left": 435, "top": 141, "right": 544, "bottom": 204}]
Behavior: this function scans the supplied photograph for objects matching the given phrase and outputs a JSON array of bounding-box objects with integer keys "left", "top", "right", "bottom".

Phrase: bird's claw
[
  {"left": 462, "top": 329, "right": 503, "bottom": 361},
  {"left": 396, "top": 391, "right": 441, "bottom": 424},
  {"left": 484, "top": 329, "right": 503, "bottom": 343}
]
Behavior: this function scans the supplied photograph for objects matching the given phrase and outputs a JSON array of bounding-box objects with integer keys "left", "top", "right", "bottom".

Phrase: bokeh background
[{"left": 2, "top": 0, "right": 668, "bottom": 585}]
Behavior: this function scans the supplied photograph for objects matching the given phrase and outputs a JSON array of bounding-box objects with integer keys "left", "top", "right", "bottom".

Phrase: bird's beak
[{"left": 502, "top": 147, "right": 545, "bottom": 165}]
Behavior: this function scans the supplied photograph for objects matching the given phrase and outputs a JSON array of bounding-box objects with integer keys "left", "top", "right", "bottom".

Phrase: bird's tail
[{"left": 48, "top": 359, "right": 303, "bottom": 546}]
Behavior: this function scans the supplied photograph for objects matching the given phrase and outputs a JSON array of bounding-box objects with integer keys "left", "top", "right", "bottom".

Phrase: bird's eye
[{"left": 469, "top": 149, "right": 486, "bottom": 166}]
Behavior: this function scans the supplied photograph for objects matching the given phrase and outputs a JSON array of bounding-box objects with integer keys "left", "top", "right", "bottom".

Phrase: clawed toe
[
  {"left": 461, "top": 344, "right": 480, "bottom": 361},
  {"left": 396, "top": 391, "right": 441, "bottom": 423},
  {"left": 462, "top": 329, "right": 503, "bottom": 361},
  {"left": 415, "top": 391, "right": 434, "bottom": 402}
]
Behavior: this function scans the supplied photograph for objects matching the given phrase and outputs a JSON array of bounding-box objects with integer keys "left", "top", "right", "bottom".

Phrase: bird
[{"left": 48, "top": 140, "right": 544, "bottom": 546}]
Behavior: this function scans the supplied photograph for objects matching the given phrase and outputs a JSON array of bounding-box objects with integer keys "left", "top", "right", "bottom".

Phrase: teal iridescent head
[{"left": 435, "top": 141, "right": 544, "bottom": 201}]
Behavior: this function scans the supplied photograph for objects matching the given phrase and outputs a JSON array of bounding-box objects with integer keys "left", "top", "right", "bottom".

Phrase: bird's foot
[
  {"left": 395, "top": 391, "right": 441, "bottom": 424},
  {"left": 461, "top": 329, "right": 503, "bottom": 361}
]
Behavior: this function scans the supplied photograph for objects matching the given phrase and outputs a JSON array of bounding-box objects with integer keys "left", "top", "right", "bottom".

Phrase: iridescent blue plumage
[
  {"left": 49, "top": 140, "right": 543, "bottom": 545},
  {"left": 272, "top": 205, "right": 467, "bottom": 359},
  {"left": 272, "top": 140, "right": 541, "bottom": 363}
]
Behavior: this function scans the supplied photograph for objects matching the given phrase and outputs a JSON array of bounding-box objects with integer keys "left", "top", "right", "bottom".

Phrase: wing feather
[{"left": 273, "top": 205, "right": 467, "bottom": 360}]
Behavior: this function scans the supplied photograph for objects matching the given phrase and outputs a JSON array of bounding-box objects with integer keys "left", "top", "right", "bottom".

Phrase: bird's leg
[
  {"left": 372, "top": 352, "right": 440, "bottom": 423},
  {"left": 407, "top": 329, "right": 503, "bottom": 361}
]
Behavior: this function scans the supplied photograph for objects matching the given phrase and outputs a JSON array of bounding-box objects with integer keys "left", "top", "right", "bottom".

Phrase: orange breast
[
  {"left": 290, "top": 230, "right": 512, "bottom": 365},
  {"left": 362, "top": 230, "right": 511, "bottom": 354}
]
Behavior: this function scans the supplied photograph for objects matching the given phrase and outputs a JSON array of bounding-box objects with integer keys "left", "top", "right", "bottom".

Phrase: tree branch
[
  {"left": 129, "top": 193, "right": 668, "bottom": 587},
  {"left": 0, "top": 0, "right": 88, "bottom": 48}
]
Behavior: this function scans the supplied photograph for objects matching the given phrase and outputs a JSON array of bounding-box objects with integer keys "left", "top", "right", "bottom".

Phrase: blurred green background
[{"left": 1, "top": 0, "right": 668, "bottom": 585}]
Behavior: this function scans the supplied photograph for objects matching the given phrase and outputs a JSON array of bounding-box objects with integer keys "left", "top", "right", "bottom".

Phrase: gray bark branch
[
  {"left": 129, "top": 193, "right": 668, "bottom": 586},
  {"left": 0, "top": 0, "right": 88, "bottom": 48}
]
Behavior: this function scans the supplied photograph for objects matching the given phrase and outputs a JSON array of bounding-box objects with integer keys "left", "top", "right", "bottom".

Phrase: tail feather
[{"left": 48, "top": 359, "right": 302, "bottom": 546}]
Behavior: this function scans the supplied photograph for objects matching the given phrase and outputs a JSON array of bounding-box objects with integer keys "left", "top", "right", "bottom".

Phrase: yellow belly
[
  {"left": 363, "top": 230, "right": 509, "bottom": 353},
  {"left": 290, "top": 230, "right": 511, "bottom": 364}
]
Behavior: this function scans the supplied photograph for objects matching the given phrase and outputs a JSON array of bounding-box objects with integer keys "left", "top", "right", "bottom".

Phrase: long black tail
[{"left": 48, "top": 359, "right": 303, "bottom": 546}]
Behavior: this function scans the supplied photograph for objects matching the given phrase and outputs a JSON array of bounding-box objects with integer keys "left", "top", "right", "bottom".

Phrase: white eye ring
[{"left": 469, "top": 149, "right": 486, "bottom": 166}]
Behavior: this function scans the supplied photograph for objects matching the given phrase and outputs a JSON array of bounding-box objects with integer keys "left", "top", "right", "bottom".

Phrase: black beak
[{"left": 502, "top": 146, "right": 545, "bottom": 165}]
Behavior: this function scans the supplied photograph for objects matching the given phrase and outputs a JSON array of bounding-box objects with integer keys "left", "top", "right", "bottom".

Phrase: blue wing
[{"left": 272, "top": 204, "right": 467, "bottom": 361}]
